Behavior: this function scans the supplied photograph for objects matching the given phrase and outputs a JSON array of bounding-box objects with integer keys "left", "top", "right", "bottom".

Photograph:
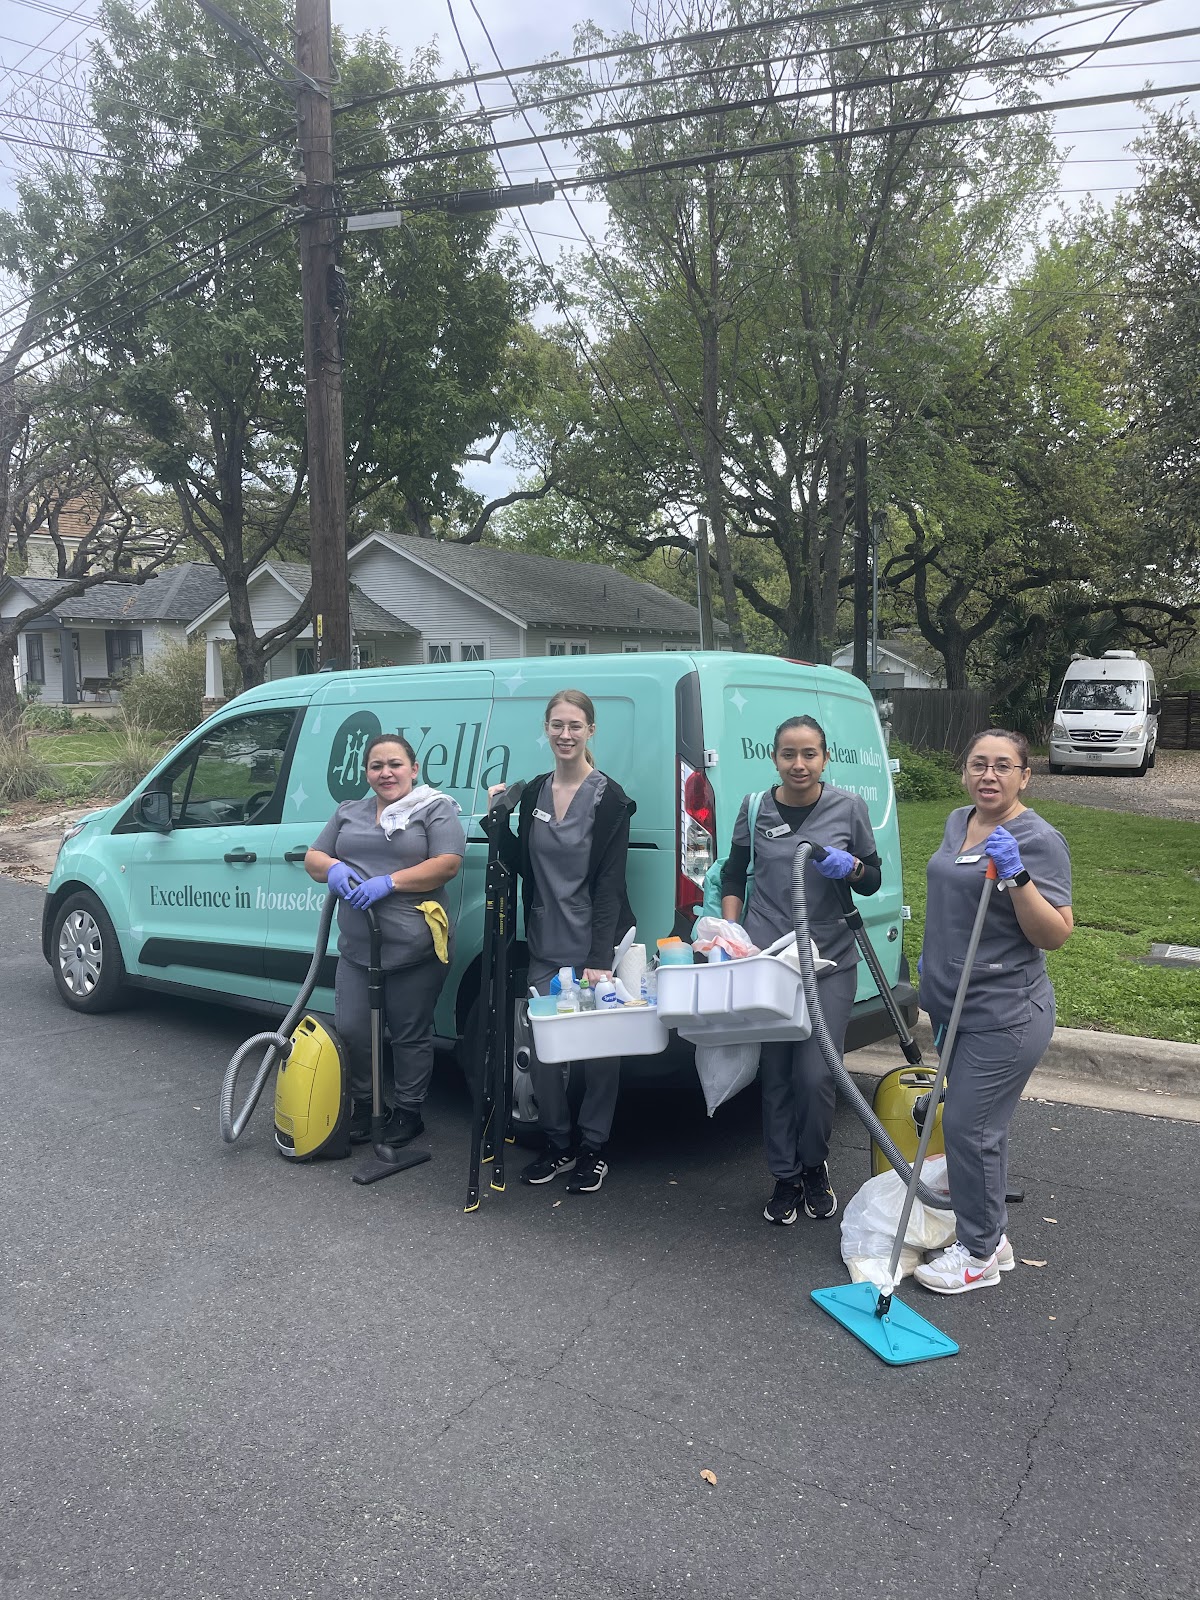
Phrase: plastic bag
[
  {"left": 691, "top": 916, "right": 758, "bottom": 960},
  {"left": 839, "top": 1155, "right": 956, "bottom": 1289},
  {"left": 693, "top": 1041, "right": 762, "bottom": 1116},
  {"left": 770, "top": 935, "right": 837, "bottom": 976}
]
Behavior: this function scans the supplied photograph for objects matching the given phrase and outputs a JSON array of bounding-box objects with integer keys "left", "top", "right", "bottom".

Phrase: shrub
[
  {"left": 20, "top": 703, "right": 76, "bottom": 731},
  {"left": 117, "top": 639, "right": 205, "bottom": 738},
  {"left": 0, "top": 727, "right": 58, "bottom": 801},
  {"left": 92, "top": 712, "right": 168, "bottom": 799},
  {"left": 891, "top": 740, "right": 963, "bottom": 803},
  {"left": 65, "top": 769, "right": 98, "bottom": 799}
]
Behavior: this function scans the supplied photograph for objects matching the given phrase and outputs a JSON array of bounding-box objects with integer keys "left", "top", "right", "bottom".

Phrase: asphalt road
[{"left": 3, "top": 876, "right": 1197, "bottom": 1600}]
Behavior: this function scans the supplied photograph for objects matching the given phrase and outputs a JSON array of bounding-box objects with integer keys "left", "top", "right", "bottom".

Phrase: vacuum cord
[
  {"left": 790, "top": 843, "right": 953, "bottom": 1211},
  {"left": 220, "top": 892, "right": 339, "bottom": 1143}
]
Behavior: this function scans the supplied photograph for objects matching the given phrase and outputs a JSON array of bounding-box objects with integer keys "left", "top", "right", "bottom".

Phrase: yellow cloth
[{"left": 417, "top": 900, "right": 450, "bottom": 964}]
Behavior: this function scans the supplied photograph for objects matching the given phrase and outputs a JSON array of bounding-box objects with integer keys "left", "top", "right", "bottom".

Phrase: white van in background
[{"left": 1048, "top": 651, "right": 1160, "bottom": 775}]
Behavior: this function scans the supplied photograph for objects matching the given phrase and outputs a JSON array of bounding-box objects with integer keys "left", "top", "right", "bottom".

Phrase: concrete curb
[{"left": 852, "top": 1011, "right": 1200, "bottom": 1098}]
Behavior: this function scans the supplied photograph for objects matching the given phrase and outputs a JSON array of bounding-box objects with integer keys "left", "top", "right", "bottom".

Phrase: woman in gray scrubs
[
  {"left": 306, "top": 734, "right": 466, "bottom": 1148},
  {"left": 914, "top": 728, "right": 1073, "bottom": 1296},
  {"left": 721, "top": 715, "right": 882, "bottom": 1227},
  {"left": 489, "top": 689, "right": 636, "bottom": 1195}
]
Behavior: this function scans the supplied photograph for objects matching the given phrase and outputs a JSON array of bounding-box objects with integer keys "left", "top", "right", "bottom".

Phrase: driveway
[
  {"left": 1, "top": 875, "right": 1196, "bottom": 1599},
  {"left": 1027, "top": 748, "right": 1200, "bottom": 822}
]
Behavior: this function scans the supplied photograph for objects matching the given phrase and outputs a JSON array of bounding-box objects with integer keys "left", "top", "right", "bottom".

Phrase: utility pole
[
  {"left": 295, "top": 0, "right": 350, "bottom": 672},
  {"left": 695, "top": 517, "right": 715, "bottom": 651}
]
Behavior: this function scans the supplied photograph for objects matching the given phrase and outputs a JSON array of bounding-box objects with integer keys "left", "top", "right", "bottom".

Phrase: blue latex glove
[
  {"left": 326, "top": 861, "right": 358, "bottom": 901},
  {"left": 346, "top": 873, "right": 394, "bottom": 909},
  {"left": 812, "top": 846, "right": 856, "bottom": 880},
  {"left": 917, "top": 953, "right": 924, "bottom": 977},
  {"left": 984, "top": 826, "right": 1024, "bottom": 880}
]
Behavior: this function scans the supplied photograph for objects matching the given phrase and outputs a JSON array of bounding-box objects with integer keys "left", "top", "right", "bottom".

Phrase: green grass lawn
[
  {"left": 900, "top": 800, "right": 1200, "bottom": 1043},
  {"left": 30, "top": 727, "right": 127, "bottom": 765}
]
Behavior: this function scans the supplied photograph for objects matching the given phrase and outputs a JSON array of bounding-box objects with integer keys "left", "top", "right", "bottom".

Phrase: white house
[
  {"left": 2, "top": 564, "right": 225, "bottom": 704},
  {"left": 187, "top": 534, "right": 710, "bottom": 700},
  {"left": 831, "top": 636, "right": 947, "bottom": 691}
]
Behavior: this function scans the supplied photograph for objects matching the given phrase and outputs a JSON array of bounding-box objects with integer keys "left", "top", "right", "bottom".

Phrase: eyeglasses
[
  {"left": 965, "top": 757, "right": 1024, "bottom": 776},
  {"left": 547, "top": 720, "right": 589, "bottom": 735}
]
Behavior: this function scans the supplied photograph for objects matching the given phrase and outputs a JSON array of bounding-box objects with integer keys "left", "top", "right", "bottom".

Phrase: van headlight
[{"left": 60, "top": 817, "right": 92, "bottom": 848}]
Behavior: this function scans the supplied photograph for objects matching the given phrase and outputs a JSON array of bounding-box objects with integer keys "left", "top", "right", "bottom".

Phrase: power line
[{"left": 340, "top": 22, "right": 1200, "bottom": 181}]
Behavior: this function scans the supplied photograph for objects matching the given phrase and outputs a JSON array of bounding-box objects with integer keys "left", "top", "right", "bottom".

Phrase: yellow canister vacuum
[{"left": 220, "top": 893, "right": 429, "bottom": 1183}]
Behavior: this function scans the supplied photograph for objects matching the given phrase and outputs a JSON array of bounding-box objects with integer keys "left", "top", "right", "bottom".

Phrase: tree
[{"left": 6, "top": 0, "right": 537, "bottom": 690}]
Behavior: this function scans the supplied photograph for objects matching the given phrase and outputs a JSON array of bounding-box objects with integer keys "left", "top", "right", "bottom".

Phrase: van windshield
[{"left": 1060, "top": 679, "right": 1143, "bottom": 713}]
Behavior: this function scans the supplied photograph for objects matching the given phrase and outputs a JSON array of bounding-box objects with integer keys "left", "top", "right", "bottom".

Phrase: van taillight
[{"left": 677, "top": 760, "right": 716, "bottom": 921}]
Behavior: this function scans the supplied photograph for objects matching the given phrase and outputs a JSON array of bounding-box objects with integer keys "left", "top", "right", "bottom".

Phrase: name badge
[
  {"left": 764, "top": 824, "right": 792, "bottom": 839},
  {"left": 955, "top": 853, "right": 983, "bottom": 864},
  {"left": 533, "top": 807, "right": 553, "bottom": 823}
]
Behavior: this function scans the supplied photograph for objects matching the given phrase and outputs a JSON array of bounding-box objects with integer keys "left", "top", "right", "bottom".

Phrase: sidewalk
[{"left": 850, "top": 1011, "right": 1200, "bottom": 1124}]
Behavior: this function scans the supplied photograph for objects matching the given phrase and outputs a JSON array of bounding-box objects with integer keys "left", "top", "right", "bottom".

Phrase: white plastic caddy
[
  {"left": 529, "top": 1005, "right": 669, "bottom": 1064},
  {"left": 656, "top": 954, "right": 813, "bottom": 1044}
]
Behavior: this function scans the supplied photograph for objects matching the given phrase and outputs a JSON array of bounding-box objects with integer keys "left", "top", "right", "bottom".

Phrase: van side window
[{"left": 160, "top": 711, "right": 298, "bottom": 829}]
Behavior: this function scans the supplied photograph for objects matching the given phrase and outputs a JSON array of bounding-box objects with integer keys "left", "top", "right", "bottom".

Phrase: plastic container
[
  {"left": 656, "top": 953, "right": 813, "bottom": 1043},
  {"left": 529, "top": 1004, "right": 669, "bottom": 1063},
  {"left": 528, "top": 994, "right": 558, "bottom": 1018}
]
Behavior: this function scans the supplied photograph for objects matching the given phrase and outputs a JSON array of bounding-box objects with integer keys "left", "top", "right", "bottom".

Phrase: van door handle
[
  {"left": 224, "top": 848, "right": 257, "bottom": 864},
  {"left": 283, "top": 847, "right": 308, "bottom": 863}
]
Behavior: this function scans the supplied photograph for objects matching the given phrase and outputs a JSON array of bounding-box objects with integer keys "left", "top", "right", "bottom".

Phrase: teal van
[{"left": 43, "top": 653, "right": 914, "bottom": 1070}]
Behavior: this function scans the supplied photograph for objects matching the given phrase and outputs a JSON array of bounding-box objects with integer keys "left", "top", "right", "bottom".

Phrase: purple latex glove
[
  {"left": 984, "top": 826, "right": 1024, "bottom": 880},
  {"left": 346, "top": 873, "right": 393, "bottom": 909},
  {"left": 326, "top": 861, "right": 358, "bottom": 900},
  {"left": 812, "top": 845, "right": 856, "bottom": 880}
]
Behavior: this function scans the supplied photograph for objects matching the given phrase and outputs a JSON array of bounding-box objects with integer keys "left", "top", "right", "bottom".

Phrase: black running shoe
[
  {"left": 800, "top": 1162, "right": 837, "bottom": 1220},
  {"left": 349, "top": 1100, "right": 387, "bottom": 1145},
  {"left": 378, "top": 1107, "right": 424, "bottom": 1149},
  {"left": 564, "top": 1148, "right": 608, "bottom": 1193},
  {"left": 521, "top": 1148, "right": 576, "bottom": 1185},
  {"left": 763, "top": 1179, "right": 801, "bottom": 1225}
]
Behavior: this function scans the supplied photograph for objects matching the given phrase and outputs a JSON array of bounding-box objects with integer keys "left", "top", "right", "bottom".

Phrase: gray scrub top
[
  {"left": 527, "top": 769, "right": 607, "bottom": 969},
  {"left": 313, "top": 794, "right": 466, "bottom": 970},
  {"left": 731, "top": 784, "right": 878, "bottom": 970},
  {"left": 919, "top": 806, "right": 1071, "bottom": 1033}
]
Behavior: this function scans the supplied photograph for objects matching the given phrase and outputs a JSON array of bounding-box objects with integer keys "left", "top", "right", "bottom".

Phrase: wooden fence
[
  {"left": 1158, "top": 692, "right": 1200, "bottom": 750},
  {"left": 889, "top": 688, "right": 992, "bottom": 754}
]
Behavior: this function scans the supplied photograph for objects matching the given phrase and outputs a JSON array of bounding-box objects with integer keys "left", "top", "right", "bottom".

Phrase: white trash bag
[
  {"left": 693, "top": 1041, "right": 761, "bottom": 1116},
  {"left": 839, "top": 1155, "right": 957, "bottom": 1289}
]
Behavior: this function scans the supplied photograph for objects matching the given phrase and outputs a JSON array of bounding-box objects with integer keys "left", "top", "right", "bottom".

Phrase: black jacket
[{"left": 491, "top": 771, "right": 636, "bottom": 970}]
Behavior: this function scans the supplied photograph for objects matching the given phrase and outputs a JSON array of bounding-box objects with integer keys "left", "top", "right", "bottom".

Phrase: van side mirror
[
  {"left": 1150, "top": 698, "right": 1161, "bottom": 716},
  {"left": 137, "top": 789, "right": 173, "bottom": 833}
]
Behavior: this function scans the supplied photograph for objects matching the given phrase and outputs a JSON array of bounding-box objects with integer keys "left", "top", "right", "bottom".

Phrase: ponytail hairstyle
[
  {"left": 545, "top": 688, "right": 597, "bottom": 768},
  {"left": 772, "top": 714, "right": 828, "bottom": 755}
]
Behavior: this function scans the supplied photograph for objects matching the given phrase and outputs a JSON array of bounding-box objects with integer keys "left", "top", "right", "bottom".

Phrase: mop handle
[{"left": 880, "top": 860, "right": 998, "bottom": 1298}]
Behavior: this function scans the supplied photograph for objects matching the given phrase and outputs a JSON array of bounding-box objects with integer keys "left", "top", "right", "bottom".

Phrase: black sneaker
[
  {"left": 521, "top": 1148, "right": 576, "bottom": 1185},
  {"left": 564, "top": 1148, "right": 608, "bottom": 1193},
  {"left": 349, "top": 1100, "right": 386, "bottom": 1145},
  {"left": 763, "top": 1179, "right": 801, "bottom": 1225},
  {"left": 378, "top": 1107, "right": 424, "bottom": 1149},
  {"left": 800, "top": 1162, "right": 837, "bottom": 1220}
]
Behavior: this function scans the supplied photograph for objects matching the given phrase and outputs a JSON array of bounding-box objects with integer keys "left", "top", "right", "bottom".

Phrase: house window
[
  {"left": 25, "top": 634, "right": 45, "bottom": 684},
  {"left": 352, "top": 641, "right": 376, "bottom": 669},
  {"left": 427, "top": 642, "right": 452, "bottom": 665},
  {"left": 622, "top": 642, "right": 641, "bottom": 653},
  {"left": 106, "top": 629, "right": 143, "bottom": 678},
  {"left": 548, "top": 639, "right": 588, "bottom": 656},
  {"left": 295, "top": 646, "right": 316, "bottom": 675},
  {"left": 460, "top": 642, "right": 486, "bottom": 662}
]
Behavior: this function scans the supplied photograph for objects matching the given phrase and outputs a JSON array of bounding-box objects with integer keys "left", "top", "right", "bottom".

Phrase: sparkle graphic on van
[
  {"left": 730, "top": 689, "right": 747, "bottom": 712},
  {"left": 290, "top": 783, "right": 308, "bottom": 810}
]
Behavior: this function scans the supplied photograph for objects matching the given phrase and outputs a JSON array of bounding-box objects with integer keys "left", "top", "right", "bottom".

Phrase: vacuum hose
[
  {"left": 790, "top": 841, "right": 953, "bottom": 1211},
  {"left": 220, "top": 891, "right": 339, "bottom": 1143}
]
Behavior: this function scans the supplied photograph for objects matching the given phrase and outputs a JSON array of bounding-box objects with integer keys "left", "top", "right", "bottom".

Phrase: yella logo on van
[{"left": 326, "top": 712, "right": 511, "bottom": 801}]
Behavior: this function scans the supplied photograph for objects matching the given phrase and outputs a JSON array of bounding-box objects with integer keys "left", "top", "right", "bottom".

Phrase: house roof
[
  {"left": 834, "top": 635, "right": 947, "bottom": 681},
  {"left": 258, "top": 562, "right": 420, "bottom": 636},
  {"left": 5, "top": 563, "right": 226, "bottom": 625},
  {"left": 366, "top": 534, "right": 708, "bottom": 635}
]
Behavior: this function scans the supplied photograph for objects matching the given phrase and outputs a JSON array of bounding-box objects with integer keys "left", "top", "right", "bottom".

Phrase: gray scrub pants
[
  {"left": 527, "top": 958, "right": 620, "bottom": 1154},
  {"left": 759, "top": 963, "right": 857, "bottom": 1181},
  {"left": 334, "top": 955, "right": 447, "bottom": 1112},
  {"left": 939, "top": 985, "right": 1056, "bottom": 1257}
]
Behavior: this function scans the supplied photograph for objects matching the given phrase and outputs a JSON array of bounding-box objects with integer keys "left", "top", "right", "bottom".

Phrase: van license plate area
[{"left": 1086, "top": 753, "right": 1103, "bottom": 762}]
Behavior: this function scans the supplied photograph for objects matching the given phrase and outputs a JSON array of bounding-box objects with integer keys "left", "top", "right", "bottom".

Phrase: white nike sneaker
[
  {"left": 996, "top": 1234, "right": 1015, "bottom": 1272},
  {"left": 915, "top": 1240, "right": 1001, "bottom": 1295}
]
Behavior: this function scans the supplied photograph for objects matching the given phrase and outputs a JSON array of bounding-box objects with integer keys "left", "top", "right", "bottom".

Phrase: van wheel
[
  {"left": 1133, "top": 748, "right": 1150, "bottom": 777},
  {"left": 1147, "top": 744, "right": 1156, "bottom": 769},
  {"left": 51, "top": 890, "right": 129, "bottom": 1013},
  {"left": 457, "top": 996, "right": 544, "bottom": 1139},
  {"left": 1048, "top": 760, "right": 1064, "bottom": 775}
]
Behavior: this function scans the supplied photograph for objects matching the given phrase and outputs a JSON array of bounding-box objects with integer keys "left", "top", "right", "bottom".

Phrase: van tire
[
  {"left": 51, "top": 890, "right": 128, "bottom": 1013},
  {"left": 457, "top": 995, "right": 545, "bottom": 1140},
  {"left": 1048, "top": 760, "right": 1064, "bottom": 775},
  {"left": 1133, "top": 748, "right": 1150, "bottom": 777},
  {"left": 1147, "top": 744, "right": 1156, "bottom": 769}
]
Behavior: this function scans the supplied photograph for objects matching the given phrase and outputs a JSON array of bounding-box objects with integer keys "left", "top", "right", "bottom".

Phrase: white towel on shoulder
[{"left": 378, "top": 785, "right": 460, "bottom": 839}]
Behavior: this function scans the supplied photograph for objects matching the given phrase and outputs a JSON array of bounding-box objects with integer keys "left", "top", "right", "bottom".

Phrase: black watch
[{"left": 1001, "top": 868, "right": 1031, "bottom": 889}]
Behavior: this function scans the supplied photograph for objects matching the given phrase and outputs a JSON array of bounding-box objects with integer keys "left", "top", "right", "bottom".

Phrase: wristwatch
[
  {"left": 849, "top": 858, "right": 865, "bottom": 883},
  {"left": 1000, "top": 868, "right": 1031, "bottom": 889}
]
